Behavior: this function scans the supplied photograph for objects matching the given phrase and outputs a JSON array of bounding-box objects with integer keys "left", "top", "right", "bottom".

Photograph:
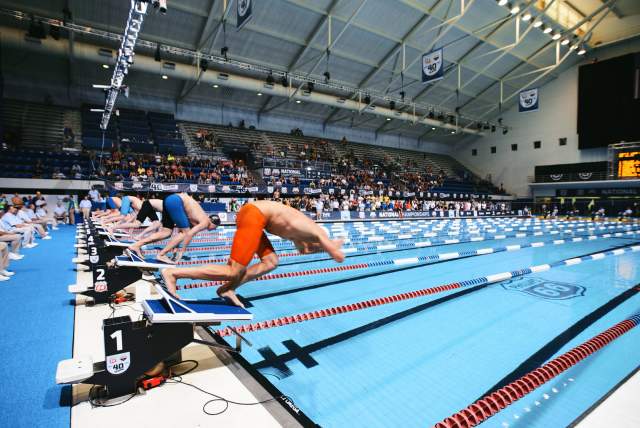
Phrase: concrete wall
[{"left": 453, "top": 38, "right": 640, "bottom": 197}]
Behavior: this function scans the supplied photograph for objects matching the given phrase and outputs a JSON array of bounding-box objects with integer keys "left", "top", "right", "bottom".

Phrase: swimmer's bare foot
[
  {"left": 156, "top": 254, "right": 176, "bottom": 265},
  {"left": 128, "top": 245, "right": 145, "bottom": 260},
  {"left": 217, "top": 287, "right": 245, "bottom": 308},
  {"left": 161, "top": 268, "right": 179, "bottom": 296}
]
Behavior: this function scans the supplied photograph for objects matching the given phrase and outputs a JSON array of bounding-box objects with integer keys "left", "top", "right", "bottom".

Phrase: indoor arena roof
[{"left": 1, "top": 0, "right": 639, "bottom": 141}]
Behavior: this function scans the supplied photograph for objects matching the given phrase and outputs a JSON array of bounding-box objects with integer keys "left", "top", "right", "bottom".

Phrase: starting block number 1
[{"left": 110, "top": 330, "right": 123, "bottom": 351}]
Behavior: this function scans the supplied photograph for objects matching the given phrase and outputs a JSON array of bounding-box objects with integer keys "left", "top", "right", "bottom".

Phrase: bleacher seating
[
  {"left": 1, "top": 99, "right": 67, "bottom": 149},
  {"left": 81, "top": 105, "right": 116, "bottom": 151},
  {"left": 0, "top": 149, "right": 92, "bottom": 179}
]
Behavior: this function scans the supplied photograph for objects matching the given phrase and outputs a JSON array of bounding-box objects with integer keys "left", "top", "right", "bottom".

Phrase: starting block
[{"left": 57, "top": 283, "right": 252, "bottom": 399}]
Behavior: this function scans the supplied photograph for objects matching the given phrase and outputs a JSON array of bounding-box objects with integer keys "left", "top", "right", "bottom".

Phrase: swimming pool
[{"left": 174, "top": 218, "right": 640, "bottom": 428}]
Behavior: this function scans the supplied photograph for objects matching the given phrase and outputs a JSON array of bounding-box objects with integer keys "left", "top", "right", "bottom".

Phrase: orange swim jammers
[{"left": 230, "top": 204, "right": 275, "bottom": 266}]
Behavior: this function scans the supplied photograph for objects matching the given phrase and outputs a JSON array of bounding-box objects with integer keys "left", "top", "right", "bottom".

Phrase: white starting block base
[
  {"left": 72, "top": 257, "right": 88, "bottom": 264},
  {"left": 69, "top": 267, "right": 287, "bottom": 428},
  {"left": 56, "top": 356, "right": 94, "bottom": 384}
]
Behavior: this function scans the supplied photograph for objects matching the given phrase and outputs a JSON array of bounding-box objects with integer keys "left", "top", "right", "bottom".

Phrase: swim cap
[{"left": 209, "top": 214, "right": 221, "bottom": 227}]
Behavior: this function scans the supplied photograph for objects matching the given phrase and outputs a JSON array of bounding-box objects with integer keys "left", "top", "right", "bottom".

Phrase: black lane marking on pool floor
[
  {"left": 250, "top": 242, "right": 640, "bottom": 375},
  {"left": 245, "top": 237, "right": 636, "bottom": 303},
  {"left": 253, "top": 284, "right": 486, "bottom": 374},
  {"left": 479, "top": 283, "right": 640, "bottom": 399}
]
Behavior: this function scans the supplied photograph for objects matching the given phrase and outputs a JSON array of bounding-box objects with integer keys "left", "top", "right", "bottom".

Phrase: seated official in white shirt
[
  {"left": 18, "top": 205, "right": 50, "bottom": 239},
  {"left": 1, "top": 206, "right": 37, "bottom": 248}
]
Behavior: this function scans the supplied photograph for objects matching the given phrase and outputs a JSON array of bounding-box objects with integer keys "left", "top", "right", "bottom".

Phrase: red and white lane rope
[
  {"left": 214, "top": 244, "right": 640, "bottom": 337},
  {"left": 432, "top": 312, "right": 640, "bottom": 428}
]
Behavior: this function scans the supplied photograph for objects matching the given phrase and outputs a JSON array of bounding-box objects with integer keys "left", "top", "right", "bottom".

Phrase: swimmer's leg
[
  {"left": 129, "top": 227, "right": 173, "bottom": 259},
  {"left": 161, "top": 262, "right": 247, "bottom": 305}
]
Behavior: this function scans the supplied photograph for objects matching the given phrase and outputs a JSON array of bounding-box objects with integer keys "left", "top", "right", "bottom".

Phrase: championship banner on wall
[
  {"left": 237, "top": 0, "right": 252, "bottom": 30},
  {"left": 518, "top": 88, "right": 539, "bottom": 112},
  {"left": 106, "top": 181, "right": 491, "bottom": 199},
  {"left": 421, "top": 48, "right": 444, "bottom": 84}
]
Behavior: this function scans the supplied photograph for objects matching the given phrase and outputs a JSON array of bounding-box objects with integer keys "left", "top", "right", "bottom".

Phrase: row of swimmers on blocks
[{"left": 93, "top": 193, "right": 346, "bottom": 307}]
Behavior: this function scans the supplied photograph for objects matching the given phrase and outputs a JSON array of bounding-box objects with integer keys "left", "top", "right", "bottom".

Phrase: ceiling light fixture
[
  {"left": 533, "top": 20, "right": 542, "bottom": 28},
  {"left": 212, "top": 84, "right": 219, "bottom": 88},
  {"left": 498, "top": 0, "right": 508, "bottom": 5},
  {"left": 102, "top": 64, "right": 109, "bottom": 69},
  {"left": 552, "top": 33, "right": 562, "bottom": 40},
  {"left": 510, "top": 5, "right": 520, "bottom": 14},
  {"left": 543, "top": 26, "right": 552, "bottom": 34},
  {"left": 295, "top": 99, "right": 302, "bottom": 104},
  {"left": 161, "top": 75, "right": 168, "bottom": 79},
  {"left": 561, "top": 38, "right": 570, "bottom": 46},
  {"left": 577, "top": 46, "right": 586, "bottom": 56},
  {"left": 522, "top": 13, "right": 532, "bottom": 21},
  {"left": 257, "top": 92, "right": 263, "bottom": 96}
]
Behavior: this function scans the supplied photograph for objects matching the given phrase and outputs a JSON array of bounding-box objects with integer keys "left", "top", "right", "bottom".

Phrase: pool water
[{"left": 175, "top": 218, "right": 640, "bottom": 428}]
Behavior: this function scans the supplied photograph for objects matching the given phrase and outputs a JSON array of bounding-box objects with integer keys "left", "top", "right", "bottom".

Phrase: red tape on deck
[
  {"left": 176, "top": 263, "right": 372, "bottom": 290},
  {"left": 215, "top": 282, "right": 462, "bottom": 337},
  {"left": 432, "top": 318, "right": 639, "bottom": 428}
]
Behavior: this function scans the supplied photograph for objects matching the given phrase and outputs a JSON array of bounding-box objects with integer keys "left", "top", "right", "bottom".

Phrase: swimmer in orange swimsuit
[{"left": 161, "top": 200, "right": 345, "bottom": 307}]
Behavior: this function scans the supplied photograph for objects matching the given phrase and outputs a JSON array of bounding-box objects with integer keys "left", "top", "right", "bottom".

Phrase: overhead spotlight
[
  {"left": 552, "top": 33, "right": 562, "bottom": 40},
  {"left": 363, "top": 95, "right": 371, "bottom": 105},
  {"left": 561, "top": 38, "right": 570, "bottom": 46},
  {"left": 257, "top": 92, "right": 263, "bottom": 96},
  {"left": 543, "top": 26, "right": 553, "bottom": 34},
  {"left": 154, "top": 44, "right": 162, "bottom": 62},
  {"left": 389, "top": 101, "right": 396, "bottom": 111},
  {"left": 306, "top": 81, "right": 314, "bottom": 93},
  {"left": 161, "top": 75, "right": 168, "bottom": 80},
  {"left": 533, "top": 19, "right": 543, "bottom": 28},
  {"left": 266, "top": 73, "right": 275, "bottom": 85},
  {"left": 220, "top": 46, "right": 229, "bottom": 60},
  {"left": 577, "top": 46, "right": 586, "bottom": 56},
  {"left": 491, "top": 125, "right": 496, "bottom": 133},
  {"left": 281, "top": 75, "right": 288, "bottom": 87},
  {"left": 570, "top": 44, "right": 579, "bottom": 51},
  {"left": 451, "top": 130, "right": 456, "bottom": 134},
  {"left": 212, "top": 84, "right": 219, "bottom": 88},
  {"left": 152, "top": 0, "right": 167, "bottom": 14},
  {"left": 502, "top": 128, "right": 508, "bottom": 135},
  {"left": 102, "top": 64, "right": 109, "bottom": 69},
  {"left": 522, "top": 13, "right": 532, "bottom": 21},
  {"left": 498, "top": 0, "right": 508, "bottom": 5},
  {"left": 510, "top": 5, "right": 520, "bottom": 14},
  {"left": 295, "top": 100, "right": 302, "bottom": 104},
  {"left": 200, "top": 59, "right": 209, "bottom": 72},
  {"left": 431, "top": 127, "right": 436, "bottom": 130},
  {"left": 323, "top": 71, "right": 331, "bottom": 83},
  {"left": 428, "top": 111, "right": 435, "bottom": 119},
  {"left": 386, "top": 118, "right": 392, "bottom": 121}
]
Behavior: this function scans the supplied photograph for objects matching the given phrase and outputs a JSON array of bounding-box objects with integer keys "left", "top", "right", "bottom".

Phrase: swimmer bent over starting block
[
  {"left": 162, "top": 200, "right": 345, "bottom": 307},
  {"left": 128, "top": 193, "right": 219, "bottom": 264}
]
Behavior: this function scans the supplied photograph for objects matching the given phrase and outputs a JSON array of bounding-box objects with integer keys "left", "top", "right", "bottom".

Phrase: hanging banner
[
  {"left": 421, "top": 48, "right": 444, "bottom": 84},
  {"left": 236, "top": 0, "right": 252, "bottom": 30},
  {"left": 518, "top": 88, "right": 539, "bottom": 112}
]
